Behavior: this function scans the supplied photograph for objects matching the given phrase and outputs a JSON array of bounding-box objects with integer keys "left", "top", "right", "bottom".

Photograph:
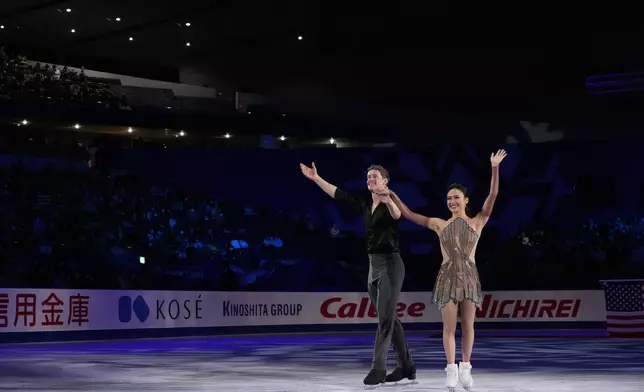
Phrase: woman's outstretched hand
[{"left": 490, "top": 149, "right": 507, "bottom": 168}]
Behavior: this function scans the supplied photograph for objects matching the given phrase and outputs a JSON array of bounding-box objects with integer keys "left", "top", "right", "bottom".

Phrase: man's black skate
[
  {"left": 363, "top": 369, "right": 386, "bottom": 386},
  {"left": 385, "top": 365, "right": 416, "bottom": 382}
]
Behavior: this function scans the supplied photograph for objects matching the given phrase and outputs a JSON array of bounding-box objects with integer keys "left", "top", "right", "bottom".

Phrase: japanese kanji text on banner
[{"left": 0, "top": 289, "right": 606, "bottom": 333}]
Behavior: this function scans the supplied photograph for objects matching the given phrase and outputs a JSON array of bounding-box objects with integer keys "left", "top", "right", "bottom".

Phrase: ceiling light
[
  {"left": 71, "top": 29, "right": 76, "bottom": 33},
  {"left": 329, "top": 138, "right": 335, "bottom": 144},
  {"left": 129, "top": 37, "right": 134, "bottom": 41},
  {"left": 186, "top": 42, "right": 191, "bottom": 47},
  {"left": 127, "top": 127, "right": 133, "bottom": 133},
  {"left": 179, "top": 131, "right": 185, "bottom": 136},
  {"left": 224, "top": 133, "right": 231, "bottom": 139},
  {"left": 22, "top": 119, "right": 28, "bottom": 125},
  {"left": 115, "top": 17, "right": 121, "bottom": 22},
  {"left": 0, "top": 25, "right": 4, "bottom": 29},
  {"left": 66, "top": 8, "right": 72, "bottom": 13},
  {"left": 298, "top": 36, "right": 303, "bottom": 40},
  {"left": 279, "top": 135, "right": 286, "bottom": 141},
  {"left": 74, "top": 124, "right": 81, "bottom": 129},
  {"left": 185, "top": 22, "right": 191, "bottom": 27}
]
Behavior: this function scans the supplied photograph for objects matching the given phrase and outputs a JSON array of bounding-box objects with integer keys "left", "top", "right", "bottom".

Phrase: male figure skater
[{"left": 300, "top": 162, "right": 415, "bottom": 386}]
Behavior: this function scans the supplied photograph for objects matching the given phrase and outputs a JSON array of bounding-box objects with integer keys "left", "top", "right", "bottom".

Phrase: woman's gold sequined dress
[{"left": 432, "top": 217, "right": 483, "bottom": 310}]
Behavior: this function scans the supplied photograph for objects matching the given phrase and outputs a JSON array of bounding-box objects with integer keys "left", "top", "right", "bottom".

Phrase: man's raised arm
[
  {"left": 300, "top": 162, "right": 337, "bottom": 197},
  {"left": 300, "top": 162, "right": 364, "bottom": 212}
]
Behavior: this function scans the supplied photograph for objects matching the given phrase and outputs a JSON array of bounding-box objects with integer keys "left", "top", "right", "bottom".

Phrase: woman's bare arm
[
  {"left": 390, "top": 191, "right": 441, "bottom": 232},
  {"left": 476, "top": 149, "right": 506, "bottom": 228}
]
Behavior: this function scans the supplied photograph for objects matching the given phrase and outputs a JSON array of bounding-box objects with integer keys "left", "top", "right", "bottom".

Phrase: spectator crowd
[{"left": 1, "top": 46, "right": 127, "bottom": 109}]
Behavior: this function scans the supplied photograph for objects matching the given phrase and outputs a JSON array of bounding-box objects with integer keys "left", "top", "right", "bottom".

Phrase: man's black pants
[{"left": 367, "top": 253, "right": 414, "bottom": 371}]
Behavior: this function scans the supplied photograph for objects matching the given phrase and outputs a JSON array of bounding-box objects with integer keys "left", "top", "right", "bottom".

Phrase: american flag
[{"left": 602, "top": 280, "right": 644, "bottom": 337}]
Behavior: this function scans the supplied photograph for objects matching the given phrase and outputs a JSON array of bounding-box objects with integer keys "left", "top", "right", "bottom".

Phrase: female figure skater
[{"left": 377, "top": 149, "right": 506, "bottom": 391}]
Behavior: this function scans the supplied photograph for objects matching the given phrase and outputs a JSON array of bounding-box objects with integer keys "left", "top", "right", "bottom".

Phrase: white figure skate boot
[
  {"left": 459, "top": 361, "right": 473, "bottom": 391},
  {"left": 444, "top": 364, "right": 458, "bottom": 391}
]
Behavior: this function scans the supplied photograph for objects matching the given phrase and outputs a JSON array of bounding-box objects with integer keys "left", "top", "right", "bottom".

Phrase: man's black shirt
[{"left": 334, "top": 188, "right": 400, "bottom": 254}]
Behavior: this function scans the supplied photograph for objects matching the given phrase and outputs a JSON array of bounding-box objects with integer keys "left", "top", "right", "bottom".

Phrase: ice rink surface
[{"left": 0, "top": 332, "right": 641, "bottom": 391}]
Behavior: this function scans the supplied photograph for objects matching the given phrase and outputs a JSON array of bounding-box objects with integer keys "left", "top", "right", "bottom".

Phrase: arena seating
[
  {"left": 1, "top": 48, "right": 643, "bottom": 294},
  {"left": 0, "top": 132, "right": 642, "bottom": 294}
]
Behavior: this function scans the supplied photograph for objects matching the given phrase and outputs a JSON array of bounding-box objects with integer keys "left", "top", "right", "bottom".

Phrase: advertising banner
[{"left": 0, "top": 289, "right": 606, "bottom": 333}]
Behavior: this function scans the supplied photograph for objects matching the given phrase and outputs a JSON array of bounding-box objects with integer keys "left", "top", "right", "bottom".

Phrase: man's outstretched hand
[{"left": 299, "top": 162, "right": 319, "bottom": 181}]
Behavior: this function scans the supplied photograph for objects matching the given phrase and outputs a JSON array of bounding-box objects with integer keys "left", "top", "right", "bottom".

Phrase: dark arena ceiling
[{"left": 2, "top": 1, "right": 644, "bottom": 109}]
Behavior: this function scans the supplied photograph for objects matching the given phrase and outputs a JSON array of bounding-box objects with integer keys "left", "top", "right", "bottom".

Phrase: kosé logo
[{"left": 118, "top": 295, "right": 150, "bottom": 323}]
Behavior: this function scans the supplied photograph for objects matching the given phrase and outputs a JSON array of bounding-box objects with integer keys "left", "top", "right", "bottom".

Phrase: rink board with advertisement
[{"left": 0, "top": 288, "right": 605, "bottom": 334}]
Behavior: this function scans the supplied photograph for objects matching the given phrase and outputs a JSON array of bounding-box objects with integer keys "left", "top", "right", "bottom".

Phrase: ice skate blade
[
  {"left": 383, "top": 380, "right": 419, "bottom": 387},
  {"left": 363, "top": 383, "right": 383, "bottom": 390}
]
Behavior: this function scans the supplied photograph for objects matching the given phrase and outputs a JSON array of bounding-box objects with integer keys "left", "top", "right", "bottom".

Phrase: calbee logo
[{"left": 118, "top": 295, "right": 150, "bottom": 323}]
